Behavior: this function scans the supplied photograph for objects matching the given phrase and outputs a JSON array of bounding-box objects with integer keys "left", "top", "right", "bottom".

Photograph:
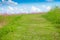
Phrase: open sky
[
  {"left": 0, "top": 0, "right": 60, "bottom": 14},
  {"left": 13, "top": 0, "right": 60, "bottom": 3}
]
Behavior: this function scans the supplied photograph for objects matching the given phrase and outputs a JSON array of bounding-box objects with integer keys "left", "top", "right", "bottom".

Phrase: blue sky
[
  {"left": 0, "top": 0, "right": 60, "bottom": 14},
  {"left": 0, "top": 0, "right": 60, "bottom": 3},
  {"left": 13, "top": 0, "right": 60, "bottom": 3}
]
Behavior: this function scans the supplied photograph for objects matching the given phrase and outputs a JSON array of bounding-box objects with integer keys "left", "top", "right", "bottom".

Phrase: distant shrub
[{"left": 43, "top": 7, "right": 60, "bottom": 24}]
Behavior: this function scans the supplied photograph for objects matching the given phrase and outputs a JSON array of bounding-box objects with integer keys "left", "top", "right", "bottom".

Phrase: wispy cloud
[
  {"left": 8, "top": 6, "right": 14, "bottom": 10},
  {"left": 46, "top": 6, "right": 51, "bottom": 10},
  {"left": 31, "top": 6, "right": 42, "bottom": 13},
  {"left": 42, "top": 5, "right": 51, "bottom": 11},
  {"left": 2, "top": 0, "right": 4, "bottom": 2}
]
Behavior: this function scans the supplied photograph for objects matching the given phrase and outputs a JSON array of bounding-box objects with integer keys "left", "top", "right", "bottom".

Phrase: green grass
[
  {"left": 0, "top": 14, "right": 59, "bottom": 40},
  {"left": 42, "top": 7, "right": 60, "bottom": 40},
  {"left": 42, "top": 7, "right": 60, "bottom": 24}
]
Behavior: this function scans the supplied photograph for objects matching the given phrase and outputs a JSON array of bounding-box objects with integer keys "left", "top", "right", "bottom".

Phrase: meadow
[{"left": 0, "top": 7, "right": 60, "bottom": 40}]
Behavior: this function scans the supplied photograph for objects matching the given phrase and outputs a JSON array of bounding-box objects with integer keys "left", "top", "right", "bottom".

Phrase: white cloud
[
  {"left": 0, "top": 8, "right": 4, "bottom": 13},
  {"left": 6, "top": 6, "right": 15, "bottom": 14},
  {"left": 46, "top": 6, "right": 51, "bottom": 10},
  {"left": 42, "top": 5, "right": 51, "bottom": 11},
  {"left": 10, "top": 7, "right": 28, "bottom": 14},
  {"left": 8, "top": 0, "right": 18, "bottom": 5},
  {"left": 42, "top": 5, "right": 46, "bottom": 8},
  {"left": 1, "top": 8, "right": 4, "bottom": 10},
  {"left": 20, "top": 8, "right": 28, "bottom": 13},
  {"left": 2, "top": 0, "right": 4, "bottom": 2},
  {"left": 8, "top": 6, "right": 14, "bottom": 10},
  {"left": 2, "top": 0, "right": 12, "bottom": 2},
  {"left": 2, "top": 0, "right": 18, "bottom": 5},
  {"left": 31, "top": 6, "right": 42, "bottom": 13}
]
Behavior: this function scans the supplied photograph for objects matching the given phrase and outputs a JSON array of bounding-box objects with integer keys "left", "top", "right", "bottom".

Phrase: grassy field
[
  {"left": 0, "top": 7, "right": 60, "bottom": 40},
  {"left": 0, "top": 14, "right": 59, "bottom": 40}
]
